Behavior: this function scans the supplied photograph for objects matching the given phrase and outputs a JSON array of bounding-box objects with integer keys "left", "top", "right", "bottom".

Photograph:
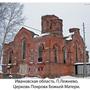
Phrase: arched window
[
  {"left": 53, "top": 45, "right": 58, "bottom": 63},
  {"left": 9, "top": 50, "right": 13, "bottom": 64},
  {"left": 22, "top": 39, "right": 26, "bottom": 60},
  {"left": 63, "top": 47, "right": 67, "bottom": 64},
  {"left": 38, "top": 44, "right": 44, "bottom": 63},
  {"left": 75, "top": 45, "right": 78, "bottom": 62}
]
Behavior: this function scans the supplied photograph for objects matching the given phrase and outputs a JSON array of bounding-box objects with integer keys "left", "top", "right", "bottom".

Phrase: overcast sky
[{"left": 23, "top": 3, "right": 90, "bottom": 58}]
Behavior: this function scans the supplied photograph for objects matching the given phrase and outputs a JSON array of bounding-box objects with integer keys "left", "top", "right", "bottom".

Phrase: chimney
[{"left": 69, "top": 28, "right": 80, "bottom": 33}]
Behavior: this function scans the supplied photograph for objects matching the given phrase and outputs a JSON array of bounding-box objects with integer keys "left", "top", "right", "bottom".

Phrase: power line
[
  {"left": 83, "top": 22, "right": 86, "bottom": 44},
  {"left": 83, "top": 22, "right": 87, "bottom": 77}
]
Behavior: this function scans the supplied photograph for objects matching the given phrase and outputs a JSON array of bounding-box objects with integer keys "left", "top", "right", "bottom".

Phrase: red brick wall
[
  {"left": 2, "top": 15, "right": 89, "bottom": 78},
  {"left": 30, "top": 63, "right": 74, "bottom": 78},
  {"left": 0, "top": 74, "right": 2, "bottom": 79},
  {"left": 41, "top": 15, "right": 63, "bottom": 35}
]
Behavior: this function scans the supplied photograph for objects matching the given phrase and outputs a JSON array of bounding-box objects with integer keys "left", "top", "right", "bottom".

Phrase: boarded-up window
[{"left": 30, "top": 49, "right": 34, "bottom": 63}]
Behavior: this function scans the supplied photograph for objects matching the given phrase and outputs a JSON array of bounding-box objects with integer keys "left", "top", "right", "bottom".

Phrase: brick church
[{"left": 2, "top": 15, "right": 89, "bottom": 78}]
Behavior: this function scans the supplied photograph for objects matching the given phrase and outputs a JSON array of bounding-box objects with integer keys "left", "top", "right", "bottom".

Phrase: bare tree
[{"left": 0, "top": 3, "right": 24, "bottom": 63}]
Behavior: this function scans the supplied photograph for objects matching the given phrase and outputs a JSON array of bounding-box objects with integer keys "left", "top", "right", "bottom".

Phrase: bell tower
[{"left": 41, "top": 15, "right": 63, "bottom": 36}]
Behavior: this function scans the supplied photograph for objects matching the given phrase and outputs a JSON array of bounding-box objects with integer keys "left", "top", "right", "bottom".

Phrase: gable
[{"left": 14, "top": 27, "right": 35, "bottom": 42}]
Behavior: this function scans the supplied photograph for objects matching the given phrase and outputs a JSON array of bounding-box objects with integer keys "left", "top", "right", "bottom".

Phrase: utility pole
[{"left": 83, "top": 22, "right": 87, "bottom": 77}]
